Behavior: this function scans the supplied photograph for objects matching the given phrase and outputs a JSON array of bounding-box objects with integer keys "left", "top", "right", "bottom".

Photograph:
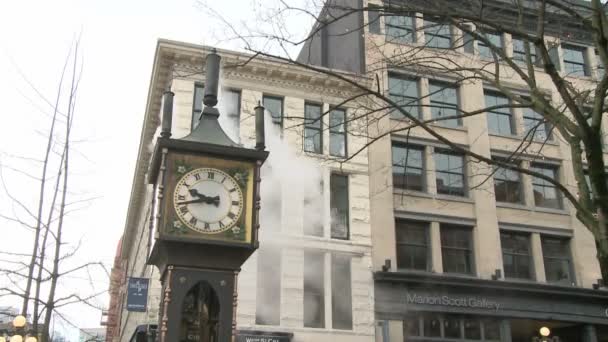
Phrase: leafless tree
[
  {"left": 0, "top": 39, "right": 108, "bottom": 341},
  {"left": 200, "top": 0, "right": 608, "bottom": 279}
]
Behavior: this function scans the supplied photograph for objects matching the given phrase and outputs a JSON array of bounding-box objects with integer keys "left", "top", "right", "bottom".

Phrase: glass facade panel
[
  {"left": 441, "top": 225, "right": 474, "bottom": 274},
  {"left": 542, "top": 236, "right": 573, "bottom": 284},
  {"left": 562, "top": 44, "right": 588, "bottom": 77},
  {"left": 478, "top": 31, "right": 503, "bottom": 59},
  {"left": 484, "top": 91, "right": 513, "bottom": 135},
  {"left": 501, "top": 231, "right": 532, "bottom": 279},
  {"left": 434, "top": 150, "right": 466, "bottom": 196},
  {"left": 493, "top": 158, "right": 522, "bottom": 203},
  {"left": 388, "top": 75, "right": 420, "bottom": 119},
  {"left": 386, "top": 14, "right": 415, "bottom": 43},
  {"left": 531, "top": 163, "right": 561, "bottom": 209},
  {"left": 395, "top": 220, "right": 428, "bottom": 271},
  {"left": 424, "top": 19, "right": 451, "bottom": 49}
]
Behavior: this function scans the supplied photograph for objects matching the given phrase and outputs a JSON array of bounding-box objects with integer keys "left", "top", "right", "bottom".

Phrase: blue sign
[{"left": 127, "top": 277, "right": 149, "bottom": 312}]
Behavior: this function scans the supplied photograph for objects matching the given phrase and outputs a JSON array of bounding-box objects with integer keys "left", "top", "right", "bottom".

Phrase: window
[
  {"left": 531, "top": 163, "right": 561, "bottom": 209},
  {"left": 424, "top": 19, "right": 451, "bottom": 49},
  {"left": 263, "top": 95, "right": 283, "bottom": 127},
  {"left": 221, "top": 89, "right": 241, "bottom": 136},
  {"left": 493, "top": 158, "right": 522, "bottom": 203},
  {"left": 478, "top": 31, "right": 503, "bottom": 59},
  {"left": 541, "top": 236, "right": 573, "bottom": 284},
  {"left": 512, "top": 37, "right": 536, "bottom": 63},
  {"left": 404, "top": 315, "right": 499, "bottom": 340},
  {"left": 562, "top": 44, "right": 588, "bottom": 77},
  {"left": 256, "top": 247, "right": 281, "bottom": 325},
  {"left": 395, "top": 220, "right": 428, "bottom": 271},
  {"left": 484, "top": 91, "right": 513, "bottom": 136},
  {"left": 191, "top": 83, "right": 204, "bottom": 130},
  {"left": 501, "top": 231, "right": 532, "bottom": 279},
  {"left": 523, "top": 104, "right": 552, "bottom": 141},
  {"left": 304, "top": 252, "right": 325, "bottom": 328},
  {"left": 304, "top": 102, "right": 322, "bottom": 153},
  {"left": 434, "top": 150, "right": 466, "bottom": 197},
  {"left": 329, "top": 108, "right": 347, "bottom": 157},
  {"left": 440, "top": 225, "right": 474, "bottom": 274},
  {"left": 331, "top": 254, "right": 352, "bottom": 330},
  {"left": 385, "top": 13, "right": 416, "bottom": 43},
  {"left": 388, "top": 75, "right": 420, "bottom": 119},
  {"left": 429, "top": 81, "right": 460, "bottom": 128},
  {"left": 330, "top": 174, "right": 349, "bottom": 240},
  {"left": 304, "top": 180, "right": 324, "bottom": 237},
  {"left": 392, "top": 143, "right": 424, "bottom": 191},
  {"left": 368, "top": 5, "right": 382, "bottom": 34},
  {"left": 463, "top": 30, "right": 475, "bottom": 54}
]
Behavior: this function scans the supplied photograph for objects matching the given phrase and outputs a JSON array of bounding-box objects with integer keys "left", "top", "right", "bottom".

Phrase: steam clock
[{"left": 147, "top": 50, "right": 268, "bottom": 342}]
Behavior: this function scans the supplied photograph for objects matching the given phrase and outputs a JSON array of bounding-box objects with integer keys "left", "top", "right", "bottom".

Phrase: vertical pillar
[
  {"left": 582, "top": 324, "right": 598, "bottom": 342},
  {"left": 531, "top": 233, "right": 546, "bottom": 282},
  {"left": 430, "top": 222, "right": 443, "bottom": 273},
  {"left": 499, "top": 320, "right": 512, "bottom": 342}
]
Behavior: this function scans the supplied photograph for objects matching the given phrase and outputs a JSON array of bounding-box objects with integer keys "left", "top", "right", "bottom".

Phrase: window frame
[
  {"left": 440, "top": 224, "right": 475, "bottom": 275},
  {"left": 522, "top": 101, "right": 552, "bottom": 141},
  {"left": 329, "top": 107, "right": 347, "bottom": 157},
  {"left": 434, "top": 149, "right": 467, "bottom": 197},
  {"left": 423, "top": 18, "right": 452, "bottom": 49},
  {"left": 492, "top": 157, "right": 523, "bottom": 204},
  {"left": 428, "top": 80, "right": 461, "bottom": 128},
  {"left": 304, "top": 251, "right": 325, "bottom": 328},
  {"left": 541, "top": 235, "right": 574, "bottom": 285},
  {"left": 304, "top": 102, "right": 323, "bottom": 154},
  {"left": 330, "top": 173, "right": 350, "bottom": 240},
  {"left": 530, "top": 163, "right": 562, "bottom": 209},
  {"left": 385, "top": 12, "right": 416, "bottom": 44},
  {"left": 395, "top": 220, "right": 430, "bottom": 271},
  {"left": 477, "top": 30, "right": 503, "bottom": 59},
  {"left": 484, "top": 90, "right": 514, "bottom": 136},
  {"left": 391, "top": 142, "right": 426, "bottom": 192},
  {"left": 500, "top": 231, "right": 534, "bottom": 280},
  {"left": 331, "top": 254, "right": 353, "bottom": 330},
  {"left": 255, "top": 247, "right": 282, "bottom": 325},
  {"left": 388, "top": 74, "right": 420, "bottom": 119},
  {"left": 562, "top": 43, "right": 589, "bottom": 77},
  {"left": 512, "top": 37, "right": 537, "bottom": 63},
  {"left": 263, "top": 94, "right": 284, "bottom": 128}
]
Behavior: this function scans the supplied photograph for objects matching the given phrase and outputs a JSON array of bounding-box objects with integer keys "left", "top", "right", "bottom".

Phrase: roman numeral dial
[{"left": 173, "top": 167, "right": 245, "bottom": 234}]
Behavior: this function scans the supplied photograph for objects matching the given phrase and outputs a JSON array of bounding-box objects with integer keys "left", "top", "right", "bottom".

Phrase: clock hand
[
  {"left": 176, "top": 198, "right": 206, "bottom": 205},
  {"left": 188, "top": 188, "right": 205, "bottom": 199}
]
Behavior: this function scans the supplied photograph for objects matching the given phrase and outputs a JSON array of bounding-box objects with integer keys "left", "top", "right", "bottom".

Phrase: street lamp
[{"left": 10, "top": 315, "right": 36, "bottom": 342}]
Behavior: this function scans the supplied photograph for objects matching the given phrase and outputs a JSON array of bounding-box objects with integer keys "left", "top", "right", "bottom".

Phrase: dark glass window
[
  {"left": 531, "top": 163, "right": 562, "bottom": 209},
  {"left": 403, "top": 316, "right": 421, "bottom": 337},
  {"left": 331, "top": 254, "right": 352, "bottom": 330},
  {"left": 222, "top": 89, "right": 241, "bottom": 136},
  {"left": 443, "top": 315, "right": 461, "bottom": 338},
  {"left": 493, "top": 158, "right": 522, "bottom": 203},
  {"left": 429, "top": 81, "right": 460, "bottom": 128},
  {"left": 368, "top": 5, "right": 382, "bottom": 34},
  {"left": 395, "top": 220, "right": 428, "bottom": 271},
  {"left": 463, "top": 30, "right": 475, "bottom": 54},
  {"left": 256, "top": 247, "right": 281, "bottom": 325},
  {"left": 304, "top": 252, "right": 325, "bottom": 328},
  {"left": 388, "top": 75, "right": 420, "bottom": 119},
  {"left": 304, "top": 102, "right": 322, "bottom": 154},
  {"left": 434, "top": 150, "right": 466, "bottom": 197},
  {"left": 512, "top": 37, "right": 536, "bottom": 63},
  {"left": 192, "top": 83, "right": 205, "bottom": 130},
  {"left": 423, "top": 314, "right": 442, "bottom": 337},
  {"left": 484, "top": 91, "right": 513, "bottom": 135},
  {"left": 478, "top": 31, "right": 503, "bottom": 59},
  {"left": 329, "top": 108, "right": 347, "bottom": 157},
  {"left": 596, "top": 49, "right": 605, "bottom": 79},
  {"left": 542, "top": 236, "right": 573, "bottom": 284},
  {"left": 523, "top": 103, "right": 552, "bottom": 141},
  {"left": 501, "top": 231, "right": 533, "bottom": 279},
  {"left": 483, "top": 319, "right": 501, "bottom": 340},
  {"left": 464, "top": 318, "right": 482, "bottom": 339},
  {"left": 330, "top": 174, "right": 349, "bottom": 240},
  {"left": 562, "top": 44, "right": 588, "bottom": 77},
  {"left": 385, "top": 13, "right": 415, "bottom": 43},
  {"left": 263, "top": 95, "right": 283, "bottom": 127},
  {"left": 441, "top": 225, "right": 474, "bottom": 274},
  {"left": 424, "top": 19, "right": 451, "bottom": 49},
  {"left": 407, "top": 315, "right": 492, "bottom": 339},
  {"left": 392, "top": 143, "right": 424, "bottom": 191}
]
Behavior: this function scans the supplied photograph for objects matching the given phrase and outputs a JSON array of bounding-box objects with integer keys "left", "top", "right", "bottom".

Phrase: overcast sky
[{"left": 0, "top": 0, "right": 314, "bottom": 339}]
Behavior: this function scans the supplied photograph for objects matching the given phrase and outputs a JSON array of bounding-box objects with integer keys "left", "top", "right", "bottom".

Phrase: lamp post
[{"left": 7, "top": 315, "right": 37, "bottom": 342}]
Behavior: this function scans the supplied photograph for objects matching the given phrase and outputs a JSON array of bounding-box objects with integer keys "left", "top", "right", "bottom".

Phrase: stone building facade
[
  {"left": 113, "top": 40, "right": 376, "bottom": 342},
  {"left": 295, "top": 0, "right": 608, "bottom": 341}
]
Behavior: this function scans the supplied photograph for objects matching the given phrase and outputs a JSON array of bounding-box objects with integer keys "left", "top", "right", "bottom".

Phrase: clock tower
[{"left": 147, "top": 49, "right": 268, "bottom": 342}]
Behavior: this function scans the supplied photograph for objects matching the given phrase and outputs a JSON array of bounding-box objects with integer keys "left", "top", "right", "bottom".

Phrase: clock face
[{"left": 173, "top": 167, "right": 244, "bottom": 233}]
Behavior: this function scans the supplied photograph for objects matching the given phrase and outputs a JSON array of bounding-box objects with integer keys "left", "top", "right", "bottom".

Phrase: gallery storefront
[{"left": 374, "top": 272, "right": 608, "bottom": 342}]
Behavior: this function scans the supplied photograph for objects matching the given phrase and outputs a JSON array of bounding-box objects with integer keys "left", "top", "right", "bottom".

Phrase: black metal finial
[
  {"left": 254, "top": 101, "right": 266, "bottom": 151},
  {"left": 203, "top": 48, "right": 220, "bottom": 107},
  {"left": 160, "top": 89, "right": 174, "bottom": 138}
]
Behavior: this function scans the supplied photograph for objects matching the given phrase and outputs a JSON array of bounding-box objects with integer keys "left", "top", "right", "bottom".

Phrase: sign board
[
  {"left": 235, "top": 331, "right": 292, "bottom": 342},
  {"left": 126, "top": 277, "right": 149, "bottom": 312}
]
